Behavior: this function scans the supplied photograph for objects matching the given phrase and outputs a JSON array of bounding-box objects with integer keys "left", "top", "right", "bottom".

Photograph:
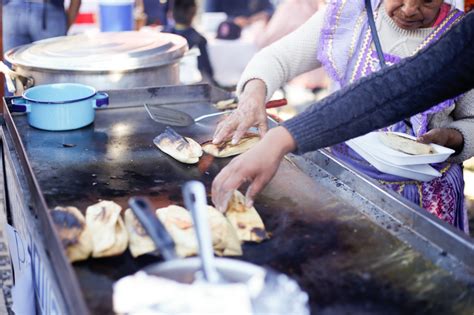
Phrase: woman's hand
[
  {"left": 213, "top": 79, "right": 268, "bottom": 145},
  {"left": 212, "top": 126, "right": 296, "bottom": 212},
  {"left": 417, "top": 128, "right": 464, "bottom": 151}
]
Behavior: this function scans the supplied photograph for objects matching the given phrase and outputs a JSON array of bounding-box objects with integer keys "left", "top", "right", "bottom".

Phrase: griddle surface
[{"left": 13, "top": 106, "right": 474, "bottom": 315}]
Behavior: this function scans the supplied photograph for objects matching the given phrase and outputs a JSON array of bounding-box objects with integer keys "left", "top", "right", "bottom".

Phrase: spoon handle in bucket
[
  {"left": 182, "top": 181, "right": 220, "bottom": 283},
  {"left": 129, "top": 197, "right": 178, "bottom": 261}
]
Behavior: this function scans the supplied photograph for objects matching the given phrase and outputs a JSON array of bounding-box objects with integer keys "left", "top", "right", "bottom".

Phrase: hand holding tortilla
[
  {"left": 223, "top": 190, "right": 268, "bottom": 242},
  {"left": 51, "top": 206, "right": 93, "bottom": 262},
  {"left": 213, "top": 79, "right": 268, "bottom": 145},
  {"left": 417, "top": 128, "right": 464, "bottom": 152},
  {"left": 86, "top": 200, "right": 129, "bottom": 258},
  {"left": 212, "top": 126, "right": 296, "bottom": 213}
]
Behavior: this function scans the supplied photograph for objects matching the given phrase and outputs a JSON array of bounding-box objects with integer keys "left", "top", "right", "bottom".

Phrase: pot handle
[
  {"left": 93, "top": 92, "right": 109, "bottom": 108},
  {"left": 10, "top": 97, "right": 31, "bottom": 113},
  {"left": 0, "top": 61, "right": 34, "bottom": 94}
]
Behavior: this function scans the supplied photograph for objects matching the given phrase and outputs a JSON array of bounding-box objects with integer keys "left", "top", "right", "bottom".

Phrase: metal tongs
[
  {"left": 182, "top": 181, "right": 222, "bottom": 283},
  {"left": 129, "top": 180, "right": 224, "bottom": 283}
]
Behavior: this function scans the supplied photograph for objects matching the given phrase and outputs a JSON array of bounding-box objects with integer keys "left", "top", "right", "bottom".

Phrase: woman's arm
[
  {"left": 236, "top": 8, "right": 326, "bottom": 100},
  {"left": 445, "top": 90, "right": 474, "bottom": 163},
  {"left": 212, "top": 12, "right": 474, "bottom": 210},
  {"left": 282, "top": 12, "right": 474, "bottom": 154}
]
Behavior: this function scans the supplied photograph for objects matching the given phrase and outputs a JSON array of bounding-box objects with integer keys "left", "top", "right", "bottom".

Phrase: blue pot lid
[{"left": 5, "top": 31, "right": 188, "bottom": 72}]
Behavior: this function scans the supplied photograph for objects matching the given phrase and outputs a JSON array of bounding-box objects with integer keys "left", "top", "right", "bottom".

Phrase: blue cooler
[{"left": 99, "top": 0, "right": 134, "bottom": 32}]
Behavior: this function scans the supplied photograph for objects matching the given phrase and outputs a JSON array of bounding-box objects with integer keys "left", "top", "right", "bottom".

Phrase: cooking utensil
[
  {"left": 4, "top": 32, "right": 187, "bottom": 94},
  {"left": 182, "top": 181, "right": 221, "bottom": 283},
  {"left": 144, "top": 98, "right": 287, "bottom": 127},
  {"left": 9, "top": 83, "right": 109, "bottom": 131},
  {"left": 128, "top": 197, "right": 178, "bottom": 261}
]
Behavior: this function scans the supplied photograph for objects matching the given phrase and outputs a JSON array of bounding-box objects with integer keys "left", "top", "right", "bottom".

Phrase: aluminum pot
[
  {"left": 144, "top": 257, "right": 310, "bottom": 315},
  {"left": 2, "top": 31, "right": 188, "bottom": 95},
  {"left": 11, "top": 83, "right": 109, "bottom": 131}
]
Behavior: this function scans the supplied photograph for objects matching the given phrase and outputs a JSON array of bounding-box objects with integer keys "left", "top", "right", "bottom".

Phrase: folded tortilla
[
  {"left": 155, "top": 205, "right": 198, "bottom": 258},
  {"left": 86, "top": 200, "right": 129, "bottom": 258},
  {"left": 379, "top": 132, "right": 434, "bottom": 155},
  {"left": 156, "top": 205, "right": 243, "bottom": 257},
  {"left": 124, "top": 209, "right": 156, "bottom": 257},
  {"left": 154, "top": 127, "right": 203, "bottom": 164},
  {"left": 224, "top": 190, "right": 268, "bottom": 243},
  {"left": 51, "top": 206, "right": 93, "bottom": 262},
  {"left": 207, "top": 206, "right": 242, "bottom": 256},
  {"left": 201, "top": 134, "right": 260, "bottom": 158}
]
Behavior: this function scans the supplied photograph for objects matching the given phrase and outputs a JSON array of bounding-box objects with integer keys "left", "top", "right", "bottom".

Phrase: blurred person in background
[
  {"left": 143, "top": 0, "right": 173, "bottom": 26},
  {"left": 164, "top": 0, "right": 215, "bottom": 83},
  {"left": 2, "top": 0, "right": 81, "bottom": 54},
  {"left": 204, "top": 0, "right": 274, "bottom": 28},
  {"left": 255, "top": 0, "right": 328, "bottom": 93}
]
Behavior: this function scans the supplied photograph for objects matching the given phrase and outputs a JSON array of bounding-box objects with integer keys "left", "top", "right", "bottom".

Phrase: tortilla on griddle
[
  {"left": 154, "top": 127, "right": 203, "bottom": 164},
  {"left": 201, "top": 134, "right": 260, "bottom": 158},
  {"left": 86, "top": 200, "right": 129, "bottom": 258},
  {"left": 155, "top": 205, "right": 198, "bottom": 257},
  {"left": 379, "top": 132, "right": 434, "bottom": 155},
  {"left": 155, "top": 205, "right": 243, "bottom": 257},
  {"left": 124, "top": 209, "right": 156, "bottom": 257},
  {"left": 207, "top": 206, "right": 242, "bottom": 256},
  {"left": 51, "top": 206, "right": 93, "bottom": 262},
  {"left": 224, "top": 190, "right": 268, "bottom": 243}
]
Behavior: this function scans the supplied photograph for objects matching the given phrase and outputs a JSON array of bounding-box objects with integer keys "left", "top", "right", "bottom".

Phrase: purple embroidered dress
[{"left": 317, "top": 0, "right": 468, "bottom": 233}]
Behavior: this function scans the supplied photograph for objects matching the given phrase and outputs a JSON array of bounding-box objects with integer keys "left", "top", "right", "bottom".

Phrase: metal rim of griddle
[
  {"left": 2, "top": 100, "right": 90, "bottom": 315},
  {"left": 299, "top": 150, "right": 474, "bottom": 271}
]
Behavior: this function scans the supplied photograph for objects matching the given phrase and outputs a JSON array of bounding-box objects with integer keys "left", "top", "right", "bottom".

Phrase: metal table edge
[
  {"left": 297, "top": 149, "right": 474, "bottom": 271},
  {"left": 1, "top": 100, "right": 90, "bottom": 315}
]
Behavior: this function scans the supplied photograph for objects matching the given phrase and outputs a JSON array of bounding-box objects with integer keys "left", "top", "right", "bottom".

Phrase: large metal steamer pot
[
  {"left": 144, "top": 257, "right": 309, "bottom": 314},
  {"left": 3, "top": 31, "right": 188, "bottom": 95}
]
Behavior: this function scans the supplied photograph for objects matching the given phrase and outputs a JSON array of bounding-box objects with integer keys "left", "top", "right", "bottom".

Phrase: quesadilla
[
  {"left": 379, "top": 132, "right": 434, "bottom": 155},
  {"left": 51, "top": 206, "right": 92, "bottom": 262},
  {"left": 155, "top": 205, "right": 243, "bottom": 257},
  {"left": 155, "top": 205, "right": 198, "bottom": 257},
  {"left": 86, "top": 200, "right": 129, "bottom": 258},
  {"left": 154, "top": 127, "right": 203, "bottom": 164},
  {"left": 201, "top": 134, "right": 259, "bottom": 158},
  {"left": 124, "top": 209, "right": 156, "bottom": 257},
  {"left": 224, "top": 190, "right": 268, "bottom": 242}
]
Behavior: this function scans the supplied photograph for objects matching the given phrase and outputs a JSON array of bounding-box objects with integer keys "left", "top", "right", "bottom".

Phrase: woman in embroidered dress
[{"left": 212, "top": 0, "right": 474, "bottom": 233}]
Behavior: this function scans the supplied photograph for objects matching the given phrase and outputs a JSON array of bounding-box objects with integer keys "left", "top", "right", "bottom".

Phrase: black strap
[{"left": 365, "top": 0, "right": 386, "bottom": 68}]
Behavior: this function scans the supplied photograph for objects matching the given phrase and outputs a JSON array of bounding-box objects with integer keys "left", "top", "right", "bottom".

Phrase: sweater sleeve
[
  {"left": 282, "top": 12, "right": 474, "bottom": 154},
  {"left": 446, "top": 89, "right": 474, "bottom": 163},
  {"left": 236, "top": 8, "right": 326, "bottom": 100}
]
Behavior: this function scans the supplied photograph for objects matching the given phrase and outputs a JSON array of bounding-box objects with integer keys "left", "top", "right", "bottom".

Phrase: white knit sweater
[{"left": 237, "top": 5, "right": 474, "bottom": 163}]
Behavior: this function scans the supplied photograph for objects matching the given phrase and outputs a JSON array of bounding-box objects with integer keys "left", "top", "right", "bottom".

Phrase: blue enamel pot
[{"left": 11, "top": 83, "right": 109, "bottom": 131}]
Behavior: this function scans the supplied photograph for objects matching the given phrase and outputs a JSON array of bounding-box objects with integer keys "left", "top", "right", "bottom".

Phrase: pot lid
[{"left": 5, "top": 31, "right": 188, "bottom": 72}]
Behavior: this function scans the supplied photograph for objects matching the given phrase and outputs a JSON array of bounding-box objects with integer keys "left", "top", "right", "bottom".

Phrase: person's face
[{"left": 385, "top": 0, "right": 444, "bottom": 30}]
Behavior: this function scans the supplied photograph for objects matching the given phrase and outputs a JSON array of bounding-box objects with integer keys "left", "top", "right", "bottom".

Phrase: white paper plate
[
  {"left": 346, "top": 140, "right": 442, "bottom": 182},
  {"left": 351, "top": 132, "right": 455, "bottom": 166}
]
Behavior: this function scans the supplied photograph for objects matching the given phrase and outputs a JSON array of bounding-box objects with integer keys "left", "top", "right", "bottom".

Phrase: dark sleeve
[
  {"left": 197, "top": 35, "right": 214, "bottom": 79},
  {"left": 282, "top": 12, "right": 474, "bottom": 154}
]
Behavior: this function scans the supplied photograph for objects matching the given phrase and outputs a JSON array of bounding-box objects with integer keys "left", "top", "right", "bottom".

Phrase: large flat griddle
[{"left": 2, "top": 84, "right": 474, "bottom": 315}]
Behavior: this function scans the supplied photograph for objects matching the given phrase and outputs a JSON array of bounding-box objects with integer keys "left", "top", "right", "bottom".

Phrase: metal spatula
[{"left": 144, "top": 99, "right": 287, "bottom": 127}]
